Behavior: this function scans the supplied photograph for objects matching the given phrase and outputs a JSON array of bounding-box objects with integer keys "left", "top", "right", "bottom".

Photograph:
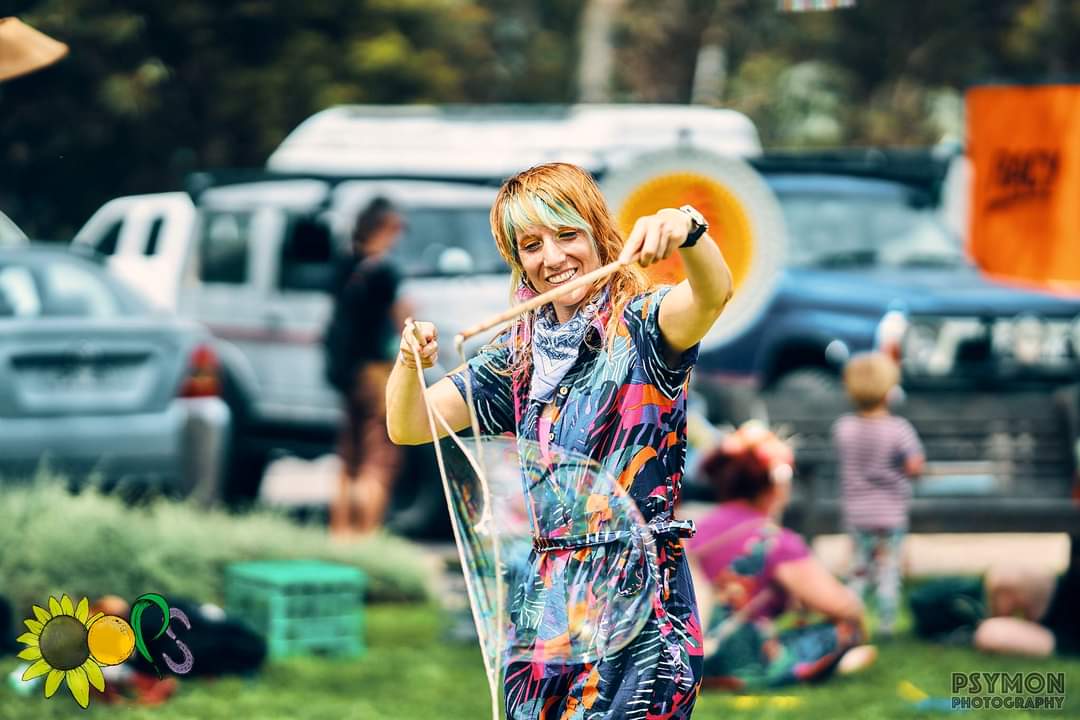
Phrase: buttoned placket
[
  {"left": 546, "top": 381, "right": 572, "bottom": 444},
  {"left": 529, "top": 327, "right": 601, "bottom": 448}
]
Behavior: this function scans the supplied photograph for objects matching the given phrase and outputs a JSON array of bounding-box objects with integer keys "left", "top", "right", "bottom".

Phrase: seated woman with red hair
[{"left": 686, "top": 422, "right": 875, "bottom": 689}]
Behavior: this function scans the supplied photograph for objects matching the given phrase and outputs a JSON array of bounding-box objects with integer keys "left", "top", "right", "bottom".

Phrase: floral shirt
[
  {"left": 449, "top": 286, "right": 704, "bottom": 719},
  {"left": 450, "top": 286, "right": 696, "bottom": 521}
]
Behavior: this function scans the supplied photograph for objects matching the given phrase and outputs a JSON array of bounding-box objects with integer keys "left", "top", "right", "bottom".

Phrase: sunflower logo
[{"left": 17, "top": 594, "right": 136, "bottom": 708}]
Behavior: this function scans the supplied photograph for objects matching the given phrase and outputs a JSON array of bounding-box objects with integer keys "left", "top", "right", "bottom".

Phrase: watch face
[{"left": 680, "top": 205, "right": 707, "bottom": 228}]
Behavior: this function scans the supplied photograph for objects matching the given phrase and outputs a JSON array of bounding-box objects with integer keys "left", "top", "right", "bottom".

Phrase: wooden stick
[{"left": 454, "top": 257, "right": 631, "bottom": 346}]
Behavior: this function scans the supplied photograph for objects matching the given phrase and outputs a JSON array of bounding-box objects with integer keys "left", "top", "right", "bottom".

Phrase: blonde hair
[
  {"left": 843, "top": 352, "right": 899, "bottom": 411},
  {"left": 489, "top": 163, "right": 650, "bottom": 374}
]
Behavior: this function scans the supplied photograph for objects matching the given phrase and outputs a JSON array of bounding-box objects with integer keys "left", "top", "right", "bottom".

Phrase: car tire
[
  {"left": 222, "top": 442, "right": 269, "bottom": 506},
  {"left": 693, "top": 381, "right": 769, "bottom": 427}
]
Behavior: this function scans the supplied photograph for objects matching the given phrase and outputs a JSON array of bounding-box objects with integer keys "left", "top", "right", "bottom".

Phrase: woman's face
[
  {"left": 359, "top": 212, "right": 405, "bottom": 258},
  {"left": 516, "top": 224, "right": 601, "bottom": 322}
]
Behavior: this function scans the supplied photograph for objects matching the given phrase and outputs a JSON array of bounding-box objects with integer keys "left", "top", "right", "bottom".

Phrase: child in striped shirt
[{"left": 833, "top": 352, "right": 925, "bottom": 637}]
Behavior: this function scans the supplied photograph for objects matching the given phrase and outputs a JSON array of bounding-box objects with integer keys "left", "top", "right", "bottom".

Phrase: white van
[
  {"left": 268, "top": 103, "right": 762, "bottom": 179},
  {"left": 73, "top": 104, "right": 763, "bottom": 505}
]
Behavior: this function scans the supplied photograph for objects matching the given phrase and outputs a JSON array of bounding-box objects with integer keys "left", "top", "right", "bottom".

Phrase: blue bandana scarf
[{"left": 528, "top": 287, "right": 608, "bottom": 403}]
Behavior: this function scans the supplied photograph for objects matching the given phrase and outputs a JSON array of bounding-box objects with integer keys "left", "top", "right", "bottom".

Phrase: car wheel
[
  {"left": 223, "top": 442, "right": 270, "bottom": 507},
  {"left": 694, "top": 382, "right": 769, "bottom": 427}
]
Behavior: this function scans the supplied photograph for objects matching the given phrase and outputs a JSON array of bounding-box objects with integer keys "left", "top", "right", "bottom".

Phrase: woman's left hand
[{"left": 618, "top": 208, "right": 693, "bottom": 267}]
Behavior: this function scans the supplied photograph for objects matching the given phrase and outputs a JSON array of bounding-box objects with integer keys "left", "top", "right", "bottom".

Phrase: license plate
[{"left": 31, "top": 364, "right": 129, "bottom": 394}]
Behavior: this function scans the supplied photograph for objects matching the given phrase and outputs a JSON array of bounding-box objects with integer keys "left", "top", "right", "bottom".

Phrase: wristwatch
[{"left": 678, "top": 205, "right": 708, "bottom": 248}]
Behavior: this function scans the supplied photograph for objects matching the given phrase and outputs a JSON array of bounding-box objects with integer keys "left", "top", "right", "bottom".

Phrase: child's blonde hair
[{"left": 843, "top": 352, "right": 899, "bottom": 411}]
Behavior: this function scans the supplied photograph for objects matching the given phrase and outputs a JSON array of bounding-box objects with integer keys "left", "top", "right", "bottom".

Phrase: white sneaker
[{"left": 837, "top": 644, "right": 879, "bottom": 676}]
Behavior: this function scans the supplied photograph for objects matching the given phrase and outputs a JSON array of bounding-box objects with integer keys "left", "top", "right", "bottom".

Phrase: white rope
[
  {"left": 407, "top": 331, "right": 504, "bottom": 720},
  {"left": 408, "top": 260, "right": 635, "bottom": 718}
]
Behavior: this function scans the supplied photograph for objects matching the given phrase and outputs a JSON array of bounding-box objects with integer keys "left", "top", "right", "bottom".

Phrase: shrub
[{"left": 0, "top": 480, "right": 433, "bottom": 618}]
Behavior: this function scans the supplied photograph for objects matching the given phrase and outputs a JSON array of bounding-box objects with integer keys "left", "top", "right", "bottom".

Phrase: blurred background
[
  {"left": 10, "top": 0, "right": 1080, "bottom": 240},
  {"left": 2, "top": 1, "right": 1080, "bottom": 718}
]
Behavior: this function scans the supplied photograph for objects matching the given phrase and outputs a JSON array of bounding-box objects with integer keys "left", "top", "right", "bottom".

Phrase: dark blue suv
[
  {"left": 691, "top": 156, "right": 1080, "bottom": 534},
  {"left": 697, "top": 172, "right": 971, "bottom": 389}
]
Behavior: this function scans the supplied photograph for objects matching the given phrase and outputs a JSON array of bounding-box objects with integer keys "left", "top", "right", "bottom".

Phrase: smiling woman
[{"left": 385, "top": 162, "right": 737, "bottom": 719}]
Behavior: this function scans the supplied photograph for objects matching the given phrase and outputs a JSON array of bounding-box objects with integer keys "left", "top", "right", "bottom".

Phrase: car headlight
[
  {"left": 1012, "top": 314, "right": 1044, "bottom": 365},
  {"left": 1042, "top": 319, "right": 1071, "bottom": 364},
  {"left": 875, "top": 310, "right": 908, "bottom": 363},
  {"left": 901, "top": 320, "right": 939, "bottom": 371}
]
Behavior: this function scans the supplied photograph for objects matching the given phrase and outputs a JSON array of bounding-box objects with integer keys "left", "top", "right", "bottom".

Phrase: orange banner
[{"left": 968, "top": 85, "right": 1080, "bottom": 290}]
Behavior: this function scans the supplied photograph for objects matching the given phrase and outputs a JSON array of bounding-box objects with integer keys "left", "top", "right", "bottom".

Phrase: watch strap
[{"left": 678, "top": 205, "right": 708, "bottom": 248}]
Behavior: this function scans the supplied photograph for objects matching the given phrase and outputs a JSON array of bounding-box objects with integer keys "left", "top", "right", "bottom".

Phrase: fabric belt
[
  {"left": 532, "top": 518, "right": 695, "bottom": 598},
  {"left": 531, "top": 518, "right": 696, "bottom": 552}
]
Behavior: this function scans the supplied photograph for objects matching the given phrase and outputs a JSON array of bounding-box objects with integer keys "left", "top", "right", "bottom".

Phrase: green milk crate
[{"left": 225, "top": 560, "right": 366, "bottom": 659}]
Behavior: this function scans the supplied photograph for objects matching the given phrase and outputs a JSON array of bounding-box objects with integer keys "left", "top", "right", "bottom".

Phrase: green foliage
[
  {"left": 613, "top": 0, "right": 1069, "bottom": 147},
  {"left": 0, "top": 480, "right": 432, "bottom": 617},
  {"left": 4, "top": 0, "right": 1080, "bottom": 238},
  {"left": 727, "top": 57, "right": 858, "bottom": 147},
  {"left": 3, "top": 0, "right": 580, "bottom": 238}
]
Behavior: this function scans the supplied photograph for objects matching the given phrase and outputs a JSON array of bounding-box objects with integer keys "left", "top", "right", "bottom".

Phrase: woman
[
  {"left": 327, "top": 197, "right": 409, "bottom": 536},
  {"left": 687, "top": 422, "right": 873, "bottom": 690},
  {"left": 386, "top": 162, "right": 733, "bottom": 718}
]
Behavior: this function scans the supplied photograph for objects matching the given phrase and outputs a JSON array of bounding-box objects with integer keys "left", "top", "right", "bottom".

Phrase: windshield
[
  {"left": 391, "top": 207, "right": 507, "bottom": 276},
  {"left": 777, "top": 192, "right": 966, "bottom": 269},
  {"left": 0, "top": 259, "right": 124, "bottom": 318},
  {"left": 0, "top": 211, "right": 28, "bottom": 246}
]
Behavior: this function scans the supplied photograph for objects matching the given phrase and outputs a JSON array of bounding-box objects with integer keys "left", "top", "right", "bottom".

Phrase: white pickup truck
[
  {"left": 73, "top": 178, "right": 506, "bottom": 511},
  {"left": 72, "top": 104, "right": 764, "bottom": 515}
]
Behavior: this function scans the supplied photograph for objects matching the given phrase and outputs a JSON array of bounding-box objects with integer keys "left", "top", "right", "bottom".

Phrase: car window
[
  {"left": 198, "top": 210, "right": 251, "bottom": 284},
  {"left": 277, "top": 214, "right": 335, "bottom": 292},
  {"left": 391, "top": 207, "right": 506, "bottom": 276},
  {"left": 144, "top": 216, "right": 164, "bottom": 256},
  {"left": 94, "top": 219, "right": 122, "bottom": 256},
  {"left": 0, "top": 260, "right": 122, "bottom": 318},
  {"left": 777, "top": 192, "right": 966, "bottom": 269},
  {"left": 0, "top": 211, "right": 28, "bottom": 246}
]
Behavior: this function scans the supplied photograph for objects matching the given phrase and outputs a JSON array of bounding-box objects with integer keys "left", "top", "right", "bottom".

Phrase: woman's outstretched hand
[
  {"left": 618, "top": 208, "right": 693, "bottom": 267},
  {"left": 399, "top": 318, "right": 438, "bottom": 369}
]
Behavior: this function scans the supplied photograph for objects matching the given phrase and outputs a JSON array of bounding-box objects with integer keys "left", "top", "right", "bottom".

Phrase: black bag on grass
[
  {"left": 128, "top": 599, "right": 266, "bottom": 678},
  {"left": 908, "top": 576, "right": 986, "bottom": 643}
]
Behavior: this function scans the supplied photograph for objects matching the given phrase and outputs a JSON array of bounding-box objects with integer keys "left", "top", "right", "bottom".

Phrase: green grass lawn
[{"left": 2, "top": 604, "right": 1077, "bottom": 720}]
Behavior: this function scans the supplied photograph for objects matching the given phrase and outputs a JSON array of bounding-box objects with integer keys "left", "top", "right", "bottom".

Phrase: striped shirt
[{"left": 832, "top": 413, "right": 924, "bottom": 530}]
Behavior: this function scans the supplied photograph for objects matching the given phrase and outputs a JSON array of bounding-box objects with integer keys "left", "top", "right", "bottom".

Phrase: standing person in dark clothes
[{"left": 325, "top": 197, "right": 409, "bottom": 536}]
